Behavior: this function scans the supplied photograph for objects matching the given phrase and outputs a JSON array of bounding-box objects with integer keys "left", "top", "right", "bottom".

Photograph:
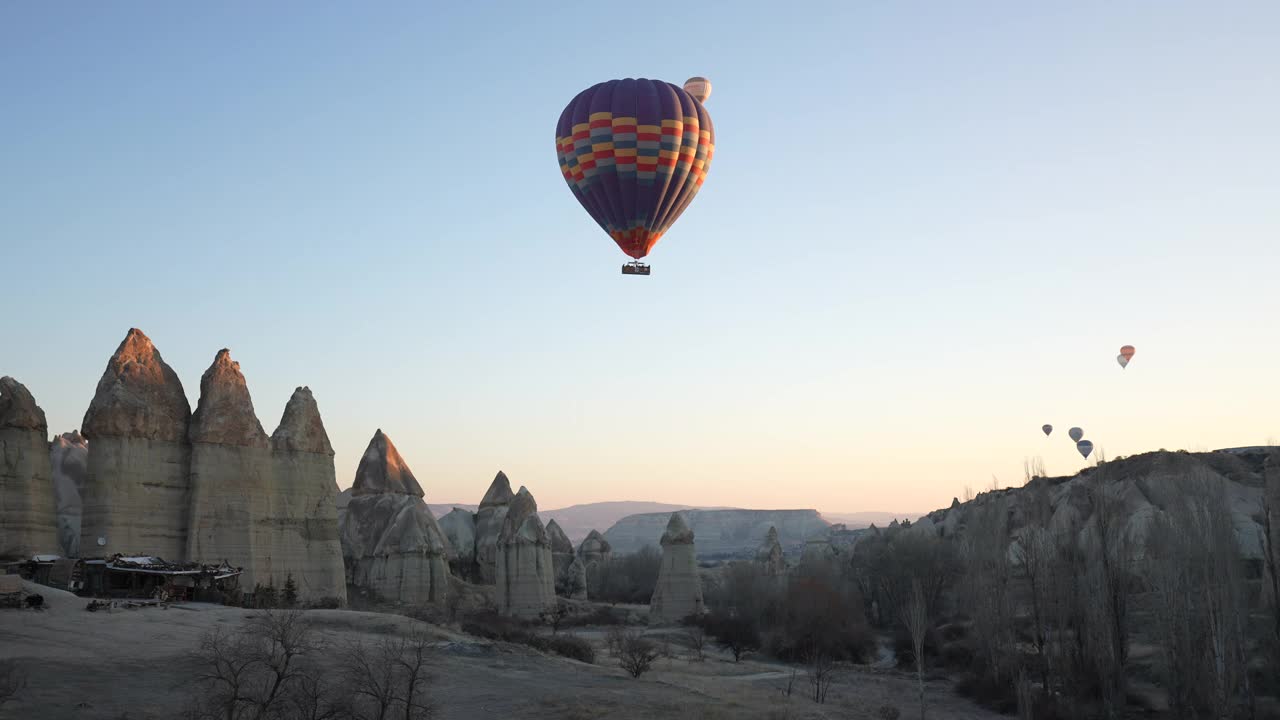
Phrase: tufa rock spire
[
  {"left": 0, "top": 377, "right": 47, "bottom": 431},
  {"left": 82, "top": 328, "right": 191, "bottom": 442},
  {"left": 189, "top": 349, "right": 268, "bottom": 448},
  {"left": 351, "top": 430, "right": 424, "bottom": 497},
  {"left": 270, "top": 386, "right": 333, "bottom": 455}
]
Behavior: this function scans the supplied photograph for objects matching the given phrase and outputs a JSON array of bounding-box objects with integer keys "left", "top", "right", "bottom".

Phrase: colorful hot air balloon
[
  {"left": 555, "top": 78, "right": 715, "bottom": 274},
  {"left": 683, "top": 76, "right": 712, "bottom": 104},
  {"left": 1076, "top": 439, "right": 1094, "bottom": 459},
  {"left": 1118, "top": 345, "right": 1135, "bottom": 369},
  {"left": 1068, "top": 427, "right": 1084, "bottom": 443},
  {"left": 1042, "top": 424, "right": 1053, "bottom": 437}
]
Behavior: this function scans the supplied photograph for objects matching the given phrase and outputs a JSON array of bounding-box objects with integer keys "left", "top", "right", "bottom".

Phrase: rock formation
[
  {"left": 266, "top": 387, "right": 346, "bottom": 602},
  {"left": 545, "top": 519, "right": 580, "bottom": 598},
  {"left": 0, "top": 377, "right": 58, "bottom": 560},
  {"left": 474, "top": 471, "right": 514, "bottom": 584},
  {"left": 186, "top": 350, "right": 272, "bottom": 588},
  {"left": 649, "top": 512, "right": 703, "bottom": 623},
  {"left": 49, "top": 431, "right": 88, "bottom": 557},
  {"left": 605, "top": 509, "right": 830, "bottom": 558},
  {"left": 439, "top": 508, "right": 478, "bottom": 580},
  {"left": 755, "top": 525, "right": 785, "bottom": 577},
  {"left": 798, "top": 535, "right": 839, "bottom": 574},
  {"left": 80, "top": 329, "right": 192, "bottom": 559},
  {"left": 495, "top": 486, "right": 555, "bottom": 617},
  {"left": 577, "top": 529, "right": 612, "bottom": 565},
  {"left": 340, "top": 430, "right": 451, "bottom": 604}
]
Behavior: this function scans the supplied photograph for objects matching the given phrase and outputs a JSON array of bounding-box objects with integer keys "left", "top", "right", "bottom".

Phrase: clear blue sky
[{"left": 3, "top": 2, "right": 1277, "bottom": 514}]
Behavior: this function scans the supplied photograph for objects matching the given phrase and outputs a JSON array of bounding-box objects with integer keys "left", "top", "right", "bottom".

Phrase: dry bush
[
  {"left": 617, "top": 630, "right": 660, "bottom": 678},
  {"left": 684, "top": 625, "right": 707, "bottom": 661},
  {"left": 342, "top": 631, "right": 436, "bottom": 720},
  {"left": 587, "top": 546, "right": 662, "bottom": 604}
]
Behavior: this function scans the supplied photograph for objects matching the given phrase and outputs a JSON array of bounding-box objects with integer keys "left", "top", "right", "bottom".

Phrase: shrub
[
  {"left": 306, "top": 596, "right": 341, "bottom": 610},
  {"left": 702, "top": 612, "right": 760, "bottom": 662},
  {"left": 618, "top": 630, "right": 661, "bottom": 678},
  {"left": 877, "top": 705, "right": 901, "bottom": 720},
  {"left": 529, "top": 633, "right": 596, "bottom": 664},
  {"left": 561, "top": 605, "right": 628, "bottom": 628},
  {"left": 281, "top": 574, "right": 299, "bottom": 608}
]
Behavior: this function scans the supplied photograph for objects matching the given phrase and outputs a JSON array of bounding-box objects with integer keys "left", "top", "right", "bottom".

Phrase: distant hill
[
  {"left": 820, "top": 510, "right": 921, "bottom": 528},
  {"left": 426, "top": 500, "right": 721, "bottom": 543}
]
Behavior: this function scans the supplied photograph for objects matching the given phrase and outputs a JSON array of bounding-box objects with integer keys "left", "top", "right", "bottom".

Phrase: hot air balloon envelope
[
  {"left": 1117, "top": 354, "right": 1129, "bottom": 369},
  {"left": 683, "top": 76, "right": 712, "bottom": 104},
  {"left": 1120, "top": 345, "right": 1136, "bottom": 360},
  {"left": 1068, "top": 427, "right": 1084, "bottom": 443},
  {"left": 1077, "top": 440, "right": 1094, "bottom": 459},
  {"left": 1042, "top": 424, "right": 1053, "bottom": 437},
  {"left": 555, "top": 78, "right": 716, "bottom": 264}
]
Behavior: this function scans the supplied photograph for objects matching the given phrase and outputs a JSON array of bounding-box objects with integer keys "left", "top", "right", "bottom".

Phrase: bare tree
[
  {"left": 900, "top": 580, "right": 928, "bottom": 720},
  {"left": 343, "top": 631, "right": 436, "bottom": 720},
  {"left": 1082, "top": 470, "right": 1130, "bottom": 717},
  {"left": 617, "top": 630, "right": 661, "bottom": 678},
  {"left": 960, "top": 497, "right": 1014, "bottom": 684},
  {"left": 684, "top": 625, "right": 707, "bottom": 662},
  {"left": 807, "top": 647, "right": 836, "bottom": 704},
  {"left": 1147, "top": 473, "right": 1251, "bottom": 719}
]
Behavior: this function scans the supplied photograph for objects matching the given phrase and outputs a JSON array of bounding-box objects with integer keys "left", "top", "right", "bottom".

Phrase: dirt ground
[{"left": 0, "top": 584, "right": 1003, "bottom": 720}]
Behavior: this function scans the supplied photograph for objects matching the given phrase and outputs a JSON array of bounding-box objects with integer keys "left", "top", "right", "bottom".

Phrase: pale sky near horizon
[{"left": 2, "top": 3, "right": 1277, "bottom": 516}]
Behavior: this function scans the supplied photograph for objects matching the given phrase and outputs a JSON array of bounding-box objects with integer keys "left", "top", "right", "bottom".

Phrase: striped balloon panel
[{"left": 556, "top": 78, "right": 715, "bottom": 259}]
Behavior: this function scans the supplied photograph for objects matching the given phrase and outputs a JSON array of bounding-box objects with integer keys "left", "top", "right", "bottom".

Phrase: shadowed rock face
[
  {"left": 474, "top": 471, "right": 514, "bottom": 584},
  {"left": 82, "top": 329, "right": 191, "bottom": 443},
  {"left": 351, "top": 430, "right": 423, "bottom": 497},
  {"left": 496, "top": 487, "right": 555, "bottom": 617},
  {"left": 439, "top": 508, "right": 477, "bottom": 579},
  {"left": 650, "top": 513, "right": 704, "bottom": 623},
  {"left": 546, "top": 518, "right": 576, "bottom": 596},
  {"left": 340, "top": 430, "right": 451, "bottom": 605},
  {"left": 50, "top": 431, "right": 88, "bottom": 557},
  {"left": 79, "top": 330, "right": 192, "bottom": 559},
  {"left": 265, "top": 387, "right": 346, "bottom": 603},
  {"left": 0, "top": 377, "right": 58, "bottom": 560},
  {"left": 187, "top": 349, "right": 273, "bottom": 588}
]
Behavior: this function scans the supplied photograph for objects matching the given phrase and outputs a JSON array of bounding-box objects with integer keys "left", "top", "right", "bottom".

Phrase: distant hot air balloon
[
  {"left": 683, "top": 76, "right": 712, "bottom": 104},
  {"left": 1076, "top": 439, "right": 1094, "bottom": 459},
  {"left": 555, "top": 77, "right": 715, "bottom": 275},
  {"left": 1118, "top": 345, "right": 1136, "bottom": 369},
  {"left": 1042, "top": 424, "right": 1053, "bottom": 437},
  {"left": 1069, "top": 427, "right": 1084, "bottom": 443}
]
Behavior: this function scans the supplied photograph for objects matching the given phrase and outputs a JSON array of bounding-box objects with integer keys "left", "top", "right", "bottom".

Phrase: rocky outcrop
[
  {"left": 649, "top": 513, "right": 703, "bottom": 623},
  {"left": 578, "top": 529, "right": 612, "bottom": 565},
  {"left": 545, "top": 519, "right": 579, "bottom": 598},
  {"left": 186, "top": 350, "right": 272, "bottom": 588},
  {"left": 340, "top": 431, "right": 451, "bottom": 604},
  {"left": 496, "top": 486, "right": 555, "bottom": 617},
  {"left": 80, "top": 329, "right": 192, "bottom": 559},
  {"left": 265, "top": 387, "right": 346, "bottom": 602},
  {"left": 439, "top": 508, "right": 477, "bottom": 580},
  {"left": 49, "top": 431, "right": 88, "bottom": 557},
  {"left": 755, "top": 526, "right": 785, "bottom": 576},
  {"left": 605, "top": 509, "right": 830, "bottom": 558},
  {"left": 0, "top": 377, "right": 58, "bottom": 560},
  {"left": 474, "top": 471, "right": 514, "bottom": 584}
]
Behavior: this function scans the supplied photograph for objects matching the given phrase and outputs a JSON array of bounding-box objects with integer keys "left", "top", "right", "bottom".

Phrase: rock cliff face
[
  {"left": 186, "top": 350, "right": 272, "bottom": 588},
  {"left": 474, "top": 471, "right": 514, "bottom": 584},
  {"left": 266, "top": 387, "right": 346, "bottom": 602},
  {"left": 649, "top": 512, "right": 703, "bottom": 623},
  {"left": 605, "top": 509, "right": 829, "bottom": 558},
  {"left": 0, "top": 377, "right": 58, "bottom": 560},
  {"left": 545, "top": 519, "right": 579, "bottom": 598},
  {"left": 49, "top": 431, "right": 88, "bottom": 557},
  {"left": 340, "top": 430, "right": 451, "bottom": 604},
  {"left": 755, "top": 526, "right": 785, "bottom": 576},
  {"left": 496, "top": 486, "right": 555, "bottom": 617},
  {"left": 921, "top": 449, "right": 1273, "bottom": 566},
  {"left": 438, "top": 508, "right": 477, "bottom": 580},
  {"left": 80, "top": 329, "right": 192, "bottom": 559}
]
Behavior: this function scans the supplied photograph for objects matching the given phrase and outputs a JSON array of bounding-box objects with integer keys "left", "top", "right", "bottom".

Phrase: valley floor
[{"left": 0, "top": 585, "right": 1002, "bottom": 720}]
